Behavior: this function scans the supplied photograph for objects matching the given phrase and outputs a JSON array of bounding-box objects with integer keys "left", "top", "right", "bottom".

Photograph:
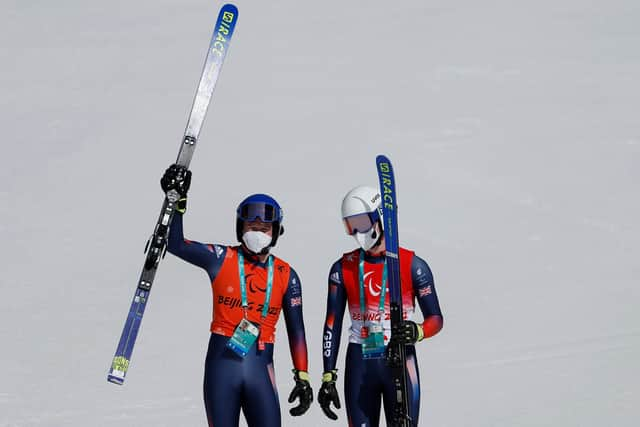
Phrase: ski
[
  {"left": 376, "top": 155, "right": 411, "bottom": 426},
  {"left": 107, "top": 3, "right": 239, "bottom": 385}
]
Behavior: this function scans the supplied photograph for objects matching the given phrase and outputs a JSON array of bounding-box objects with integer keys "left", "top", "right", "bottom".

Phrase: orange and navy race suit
[
  {"left": 168, "top": 212, "right": 308, "bottom": 427},
  {"left": 322, "top": 248, "right": 443, "bottom": 427}
]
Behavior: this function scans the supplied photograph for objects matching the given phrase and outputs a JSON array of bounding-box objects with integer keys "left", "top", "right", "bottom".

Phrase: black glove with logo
[
  {"left": 288, "top": 369, "right": 313, "bottom": 416},
  {"left": 390, "top": 320, "right": 424, "bottom": 345},
  {"left": 160, "top": 164, "right": 191, "bottom": 213},
  {"left": 318, "top": 370, "right": 341, "bottom": 420}
]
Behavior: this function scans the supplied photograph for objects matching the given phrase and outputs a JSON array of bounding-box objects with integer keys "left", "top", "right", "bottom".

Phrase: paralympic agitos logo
[
  {"left": 246, "top": 273, "right": 266, "bottom": 293},
  {"left": 363, "top": 271, "right": 384, "bottom": 297}
]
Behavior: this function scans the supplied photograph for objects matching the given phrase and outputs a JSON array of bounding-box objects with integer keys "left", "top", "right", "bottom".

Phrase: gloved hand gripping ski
[
  {"left": 390, "top": 320, "right": 424, "bottom": 345},
  {"left": 161, "top": 164, "right": 192, "bottom": 213}
]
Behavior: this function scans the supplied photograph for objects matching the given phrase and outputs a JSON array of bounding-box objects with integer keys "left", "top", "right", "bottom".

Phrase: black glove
[
  {"left": 160, "top": 164, "right": 192, "bottom": 198},
  {"left": 288, "top": 370, "right": 313, "bottom": 416},
  {"left": 318, "top": 370, "right": 341, "bottom": 420},
  {"left": 390, "top": 320, "right": 424, "bottom": 345}
]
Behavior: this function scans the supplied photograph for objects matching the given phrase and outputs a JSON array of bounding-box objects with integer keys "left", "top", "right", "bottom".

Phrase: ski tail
[
  {"left": 376, "top": 155, "right": 412, "bottom": 426},
  {"left": 108, "top": 287, "right": 151, "bottom": 384}
]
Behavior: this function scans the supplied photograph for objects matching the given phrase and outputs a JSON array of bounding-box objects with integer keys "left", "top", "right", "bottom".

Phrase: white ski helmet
[{"left": 341, "top": 185, "right": 383, "bottom": 251}]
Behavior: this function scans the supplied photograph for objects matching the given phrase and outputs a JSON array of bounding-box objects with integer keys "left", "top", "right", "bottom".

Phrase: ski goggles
[
  {"left": 343, "top": 210, "right": 380, "bottom": 235},
  {"left": 237, "top": 202, "right": 281, "bottom": 223}
]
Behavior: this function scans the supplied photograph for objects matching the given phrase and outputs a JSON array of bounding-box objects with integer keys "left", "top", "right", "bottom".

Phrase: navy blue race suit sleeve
[
  {"left": 322, "top": 259, "right": 348, "bottom": 372},
  {"left": 167, "top": 212, "right": 226, "bottom": 282},
  {"left": 281, "top": 267, "right": 309, "bottom": 372},
  {"left": 411, "top": 254, "right": 443, "bottom": 338}
]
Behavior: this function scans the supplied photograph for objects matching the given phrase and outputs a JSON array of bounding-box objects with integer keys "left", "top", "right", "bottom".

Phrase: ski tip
[
  {"left": 218, "top": 4, "right": 239, "bottom": 35},
  {"left": 222, "top": 3, "right": 239, "bottom": 15},
  {"left": 376, "top": 155, "right": 393, "bottom": 174}
]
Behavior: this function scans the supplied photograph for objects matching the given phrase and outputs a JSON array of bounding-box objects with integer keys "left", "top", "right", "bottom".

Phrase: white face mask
[
  {"left": 242, "top": 231, "right": 272, "bottom": 254},
  {"left": 353, "top": 223, "right": 380, "bottom": 251}
]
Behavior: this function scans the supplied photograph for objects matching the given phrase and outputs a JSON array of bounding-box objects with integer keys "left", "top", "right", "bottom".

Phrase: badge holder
[
  {"left": 227, "top": 317, "right": 259, "bottom": 357},
  {"left": 362, "top": 323, "right": 385, "bottom": 359},
  {"left": 359, "top": 251, "right": 388, "bottom": 360},
  {"left": 228, "top": 251, "right": 273, "bottom": 358}
]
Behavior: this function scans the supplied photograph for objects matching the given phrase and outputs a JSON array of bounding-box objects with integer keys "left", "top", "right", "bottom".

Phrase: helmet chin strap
[
  {"left": 258, "top": 246, "right": 271, "bottom": 255},
  {"left": 366, "top": 222, "right": 384, "bottom": 254},
  {"left": 369, "top": 235, "right": 383, "bottom": 252}
]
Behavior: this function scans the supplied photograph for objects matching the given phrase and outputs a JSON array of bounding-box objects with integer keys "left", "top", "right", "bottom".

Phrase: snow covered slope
[{"left": 1, "top": 0, "right": 638, "bottom": 425}]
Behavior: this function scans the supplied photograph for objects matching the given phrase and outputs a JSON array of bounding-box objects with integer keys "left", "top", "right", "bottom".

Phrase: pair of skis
[
  {"left": 104, "top": 6, "right": 411, "bottom": 425},
  {"left": 107, "top": 3, "right": 239, "bottom": 385}
]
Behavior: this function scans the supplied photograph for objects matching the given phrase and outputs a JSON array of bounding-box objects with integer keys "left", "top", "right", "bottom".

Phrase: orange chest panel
[{"left": 210, "top": 247, "right": 291, "bottom": 343}]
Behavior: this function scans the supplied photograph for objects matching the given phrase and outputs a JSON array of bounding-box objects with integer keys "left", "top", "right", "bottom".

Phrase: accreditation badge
[
  {"left": 361, "top": 324, "right": 385, "bottom": 359},
  {"left": 226, "top": 318, "right": 260, "bottom": 357}
]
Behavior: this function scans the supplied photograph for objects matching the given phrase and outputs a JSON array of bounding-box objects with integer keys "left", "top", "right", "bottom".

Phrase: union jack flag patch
[
  {"left": 290, "top": 297, "right": 302, "bottom": 307},
  {"left": 418, "top": 285, "right": 432, "bottom": 297}
]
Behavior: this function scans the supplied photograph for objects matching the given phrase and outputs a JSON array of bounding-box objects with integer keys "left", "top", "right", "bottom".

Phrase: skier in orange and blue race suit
[
  {"left": 318, "top": 185, "right": 443, "bottom": 427},
  {"left": 161, "top": 164, "right": 313, "bottom": 427}
]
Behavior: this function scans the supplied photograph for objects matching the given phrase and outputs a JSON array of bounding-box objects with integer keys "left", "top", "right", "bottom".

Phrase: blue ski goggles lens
[
  {"left": 238, "top": 202, "right": 279, "bottom": 223},
  {"left": 343, "top": 211, "right": 380, "bottom": 235}
]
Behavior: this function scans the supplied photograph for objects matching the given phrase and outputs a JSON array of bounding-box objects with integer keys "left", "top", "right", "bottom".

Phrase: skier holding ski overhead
[
  {"left": 161, "top": 165, "right": 313, "bottom": 427},
  {"left": 318, "top": 185, "right": 443, "bottom": 426}
]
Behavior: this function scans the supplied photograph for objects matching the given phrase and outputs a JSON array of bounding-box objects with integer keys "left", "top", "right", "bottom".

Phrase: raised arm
[
  {"left": 161, "top": 164, "right": 225, "bottom": 280},
  {"left": 167, "top": 212, "right": 225, "bottom": 280}
]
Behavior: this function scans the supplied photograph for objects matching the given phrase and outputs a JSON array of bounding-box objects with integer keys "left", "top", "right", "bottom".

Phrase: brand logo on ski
[
  {"left": 212, "top": 10, "right": 236, "bottom": 59},
  {"left": 377, "top": 162, "right": 394, "bottom": 210}
]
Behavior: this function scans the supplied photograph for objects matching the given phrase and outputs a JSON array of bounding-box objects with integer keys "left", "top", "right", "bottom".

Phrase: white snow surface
[{"left": 1, "top": 0, "right": 639, "bottom": 426}]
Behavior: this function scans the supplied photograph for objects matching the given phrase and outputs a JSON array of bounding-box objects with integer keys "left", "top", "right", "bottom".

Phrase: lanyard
[
  {"left": 237, "top": 249, "right": 274, "bottom": 320},
  {"left": 358, "top": 250, "right": 387, "bottom": 322}
]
